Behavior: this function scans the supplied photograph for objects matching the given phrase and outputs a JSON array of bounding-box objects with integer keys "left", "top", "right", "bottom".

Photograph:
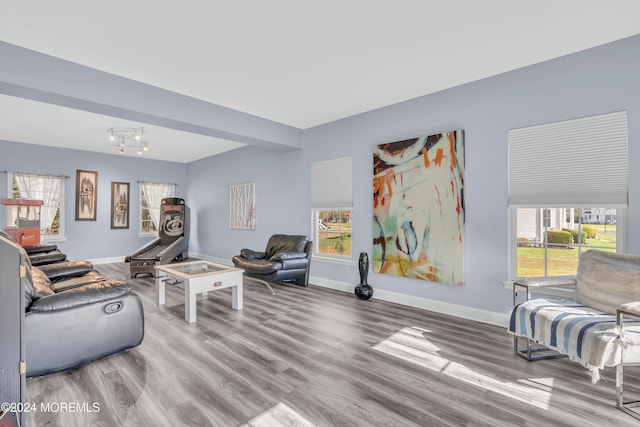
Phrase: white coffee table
[{"left": 155, "top": 260, "right": 243, "bottom": 323}]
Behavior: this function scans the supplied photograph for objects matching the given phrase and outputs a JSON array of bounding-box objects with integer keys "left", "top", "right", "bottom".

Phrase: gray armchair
[{"left": 232, "top": 234, "right": 312, "bottom": 294}]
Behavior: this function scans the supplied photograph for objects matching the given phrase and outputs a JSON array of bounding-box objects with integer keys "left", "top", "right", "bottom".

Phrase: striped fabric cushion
[{"left": 509, "top": 299, "right": 640, "bottom": 370}]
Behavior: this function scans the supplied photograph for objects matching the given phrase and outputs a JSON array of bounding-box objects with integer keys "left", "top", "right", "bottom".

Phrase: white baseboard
[
  {"left": 89, "top": 253, "right": 231, "bottom": 266},
  {"left": 189, "top": 253, "right": 509, "bottom": 327},
  {"left": 310, "top": 275, "right": 509, "bottom": 327},
  {"left": 190, "top": 252, "right": 233, "bottom": 266},
  {"left": 502, "top": 280, "right": 575, "bottom": 299},
  {"left": 89, "top": 256, "right": 125, "bottom": 265}
]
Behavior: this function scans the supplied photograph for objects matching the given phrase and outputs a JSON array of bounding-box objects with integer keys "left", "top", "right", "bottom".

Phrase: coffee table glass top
[
  {"left": 155, "top": 260, "right": 239, "bottom": 279},
  {"left": 172, "top": 263, "right": 226, "bottom": 275}
]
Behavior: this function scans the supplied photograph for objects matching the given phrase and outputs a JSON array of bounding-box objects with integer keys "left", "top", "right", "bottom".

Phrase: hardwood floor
[{"left": 26, "top": 262, "right": 640, "bottom": 426}]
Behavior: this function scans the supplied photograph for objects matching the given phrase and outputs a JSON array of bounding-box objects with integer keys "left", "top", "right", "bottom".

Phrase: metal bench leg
[
  {"left": 616, "top": 308, "right": 640, "bottom": 419},
  {"left": 513, "top": 335, "right": 565, "bottom": 361},
  {"left": 617, "top": 363, "right": 640, "bottom": 419}
]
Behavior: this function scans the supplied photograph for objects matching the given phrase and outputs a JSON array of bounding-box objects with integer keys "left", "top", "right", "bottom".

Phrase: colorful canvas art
[{"left": 373, "top": 130, "right": 464, "bottom": 285}]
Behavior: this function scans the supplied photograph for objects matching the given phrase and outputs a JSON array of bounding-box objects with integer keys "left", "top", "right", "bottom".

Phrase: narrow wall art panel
[
  {"left": 373, "top": 130, "right": 464, "bottom": 285},
  {"left": 229, "top": 182, "right": 256, "bottom": 229}
]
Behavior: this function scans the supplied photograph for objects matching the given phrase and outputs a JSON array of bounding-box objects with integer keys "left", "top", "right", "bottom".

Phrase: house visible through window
[
  {"left": 7, "top": 172, "right": 65, "bottom": 239},
  {"left": 513, "top": 207, "right": 622, "bottom": 277},
  {"left": 139, "top": 182, "right": 175, "bottom": 235}
]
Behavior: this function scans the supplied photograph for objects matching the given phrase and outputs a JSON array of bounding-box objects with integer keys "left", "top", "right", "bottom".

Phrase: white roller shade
[
  {"left": 311, "top": 157, "right": 352, "bottom": 208},
  {"left": 508, "top": 111, "right": 628, "bottom": 207}
]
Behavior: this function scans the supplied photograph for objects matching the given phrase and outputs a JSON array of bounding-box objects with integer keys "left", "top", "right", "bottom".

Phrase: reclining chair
[
  {"left": 0, "top": 233, "right": 144, "bottom": 377},
  {"left": 125, "top": 197, "right": 190, "bottom": 278},
  {"left": 232, "top": 234, "right": 313, "bottom": 294},
  {"left": 0, "top": 230, "right": 67, "bottom": 266},
  {"left": 23, "top": 243, "right": 67, "bottom": 266}
]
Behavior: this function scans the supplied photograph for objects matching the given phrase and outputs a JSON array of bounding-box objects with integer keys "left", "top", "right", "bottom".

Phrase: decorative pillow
[{"left": 576, "top": 250, "right": 640, "bottom": 315}]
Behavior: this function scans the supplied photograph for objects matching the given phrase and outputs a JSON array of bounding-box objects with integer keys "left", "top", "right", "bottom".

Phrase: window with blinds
[
  {"left": 508, "top": 110, "right": 628, "bottom": 207},
  {"left": 508, "top": 111, "right": 628, "bottom": 279},
  {"left": 311, "top": 157, "right": 353, "bottom": 260}
]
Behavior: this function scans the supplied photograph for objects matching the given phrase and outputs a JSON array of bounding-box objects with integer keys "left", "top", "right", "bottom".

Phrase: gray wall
[
  {"left": 0, "top": 35, "right": 637, "bottom": 318},
  {"left": 187, "top": 145, "right": 309, "bottom": 257},
  {"left": 0, "top": 140, "right": 187, "bottom": 260},
  {"left": 187, "top": 34, "right": 640, "bottom": 315}
]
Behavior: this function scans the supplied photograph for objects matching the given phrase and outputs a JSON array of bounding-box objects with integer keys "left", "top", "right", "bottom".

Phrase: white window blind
[
  {"left": 508, "top": 111, "right": 628, "bottom": 207},
  {"left": 311, "top": 157, "right": 352, "bottom": 208}
]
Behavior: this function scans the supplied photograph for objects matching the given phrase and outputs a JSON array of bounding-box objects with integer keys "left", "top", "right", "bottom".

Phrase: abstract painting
[{"left": 373, "top": 130, "right": 464, "bottom": 285}]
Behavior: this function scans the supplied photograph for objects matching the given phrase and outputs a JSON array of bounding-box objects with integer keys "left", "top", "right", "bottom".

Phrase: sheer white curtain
[
  {"left": 13, "top": 173, "right": 64, "bottom": 234},
  {"left": 141, "top": 182, "right": 174, "bottom": 229}
]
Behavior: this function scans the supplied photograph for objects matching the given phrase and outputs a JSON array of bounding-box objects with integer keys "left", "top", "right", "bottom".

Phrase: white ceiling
[
  {"left": 1, "top": 0, "right": 640, "bottom": 162},
  {"left": 0, "top": 94, "right": 247, "bottom": 163}
]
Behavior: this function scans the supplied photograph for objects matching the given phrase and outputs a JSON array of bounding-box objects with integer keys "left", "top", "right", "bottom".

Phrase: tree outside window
[{"left": 314, "top": 208, "right": 352, "bottom": 258}]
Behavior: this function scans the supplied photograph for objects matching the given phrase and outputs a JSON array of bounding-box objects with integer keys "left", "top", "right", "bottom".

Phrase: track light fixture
[{"left": 107, "top": 127, "right": 149, "bottom": 155}]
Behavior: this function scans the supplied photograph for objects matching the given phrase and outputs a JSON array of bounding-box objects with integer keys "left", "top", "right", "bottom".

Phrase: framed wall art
[
  {"left": 75, "top": 170, "right": 98, "bottom": 221},
  {"left": 229, "top": 182, "right": 255, "bottom": 229},
  {"left": 373, "top": 130, "right": 465, "bottom": 285},
  {"left": 110, "top": 181, "right": 130, "bottom": 229}
]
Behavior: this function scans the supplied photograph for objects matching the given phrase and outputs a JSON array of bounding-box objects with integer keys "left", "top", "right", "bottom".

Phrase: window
[
  {"left": 508, "top": 111, "right": 628, "bottom": 279},
  {"left": 313, "top": 208, "right": 352, "bottom": 258},
  {"left": 311, "top": 157, "right": 353, "bottom": 262},
  {"left": 7, "top": 172, "right": 65, "bottom": 239},
  {"left": 511, "top": 207, "right": 624, "bottom": 278},
  {"left": 139, "top": 182, "right": 175, "bottom": 236}
]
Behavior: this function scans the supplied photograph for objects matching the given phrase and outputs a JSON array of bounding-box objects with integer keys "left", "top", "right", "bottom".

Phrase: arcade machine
[{"left": 125, "top": 197, "right": 190, "bottom": 278}]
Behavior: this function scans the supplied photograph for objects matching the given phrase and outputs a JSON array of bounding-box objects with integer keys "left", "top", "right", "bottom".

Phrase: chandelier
[{"left": 108, "top": 127, "right": 149, "bottom": 155}]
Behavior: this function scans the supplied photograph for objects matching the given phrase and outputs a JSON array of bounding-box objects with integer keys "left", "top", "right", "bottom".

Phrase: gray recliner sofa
[{"left": 0, "top": 233, "right": 144, "bottom": 377}]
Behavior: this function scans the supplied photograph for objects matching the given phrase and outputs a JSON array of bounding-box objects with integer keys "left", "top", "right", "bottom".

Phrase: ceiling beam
[{"left": 0, "top": 41, "right": 302, "bottom": 151}]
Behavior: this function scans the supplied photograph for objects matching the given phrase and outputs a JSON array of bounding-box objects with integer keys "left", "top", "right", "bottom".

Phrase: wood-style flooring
[{"left": 26, "top": 262, "right": 640, "bottom": 426}]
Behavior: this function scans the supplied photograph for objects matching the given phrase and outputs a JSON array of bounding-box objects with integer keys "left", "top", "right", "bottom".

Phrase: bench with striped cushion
[
  {"left": 509, "top": 250, "right": 640, "bottom": 417},
  {"left": 509, "top": 298, "right": 640, "bottom": 371}
]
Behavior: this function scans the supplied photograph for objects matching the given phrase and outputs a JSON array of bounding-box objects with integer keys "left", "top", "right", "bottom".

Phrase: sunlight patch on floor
[
  {"left": 242, "top": 402, "right": 317, "bottom": 427},
  {"left": 372, "top": 327, "right": 554, "bottom": 410}
]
